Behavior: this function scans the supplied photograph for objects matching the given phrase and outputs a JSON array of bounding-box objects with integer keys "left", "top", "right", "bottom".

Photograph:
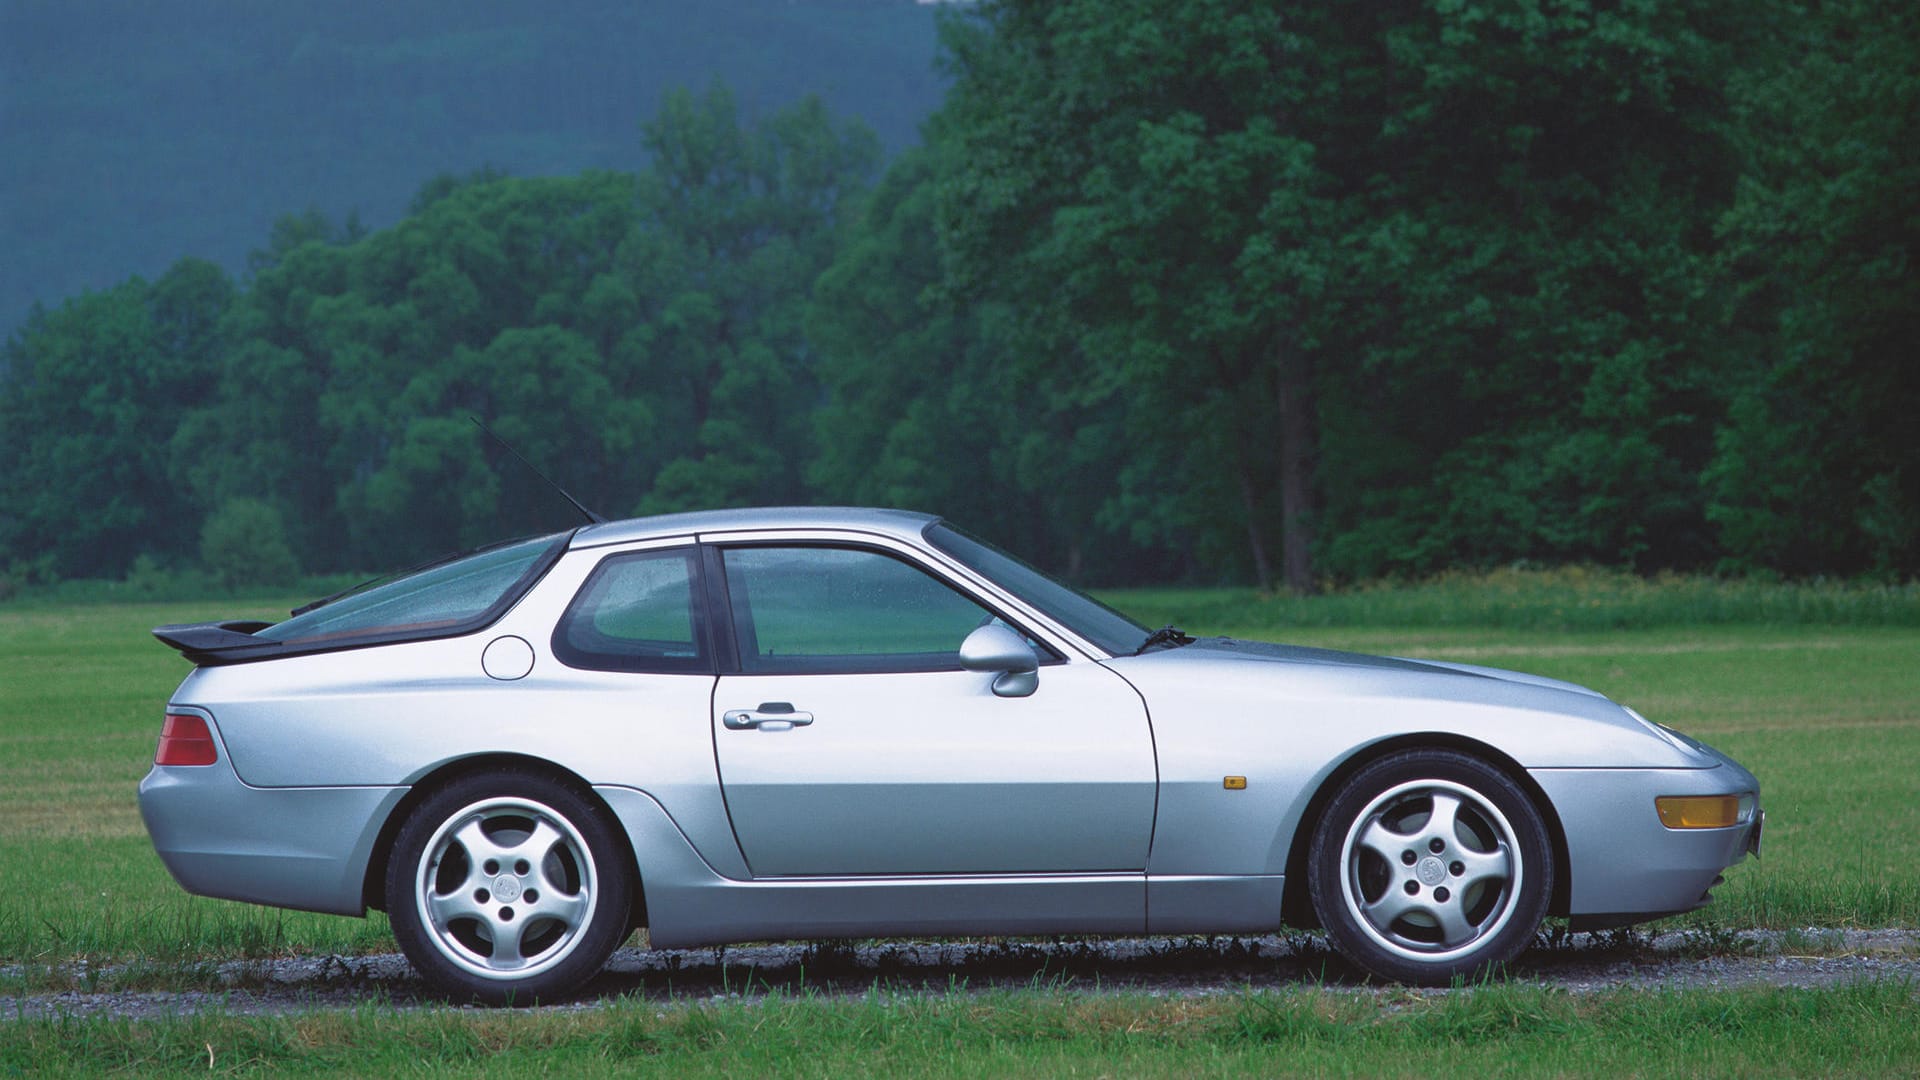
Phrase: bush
[{"left": 199, "top": 499, "right": 300, "bottom": 590}]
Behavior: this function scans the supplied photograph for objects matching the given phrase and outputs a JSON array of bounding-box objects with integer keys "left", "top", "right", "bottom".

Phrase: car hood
[
  {"left": 1173, "top": 637, "right": 1611, "bottom": 700},
  {"left": 1102, "top": 637, "right": 1711, "bottom": 770}
]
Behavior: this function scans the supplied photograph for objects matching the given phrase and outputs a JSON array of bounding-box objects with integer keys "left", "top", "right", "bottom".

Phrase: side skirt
[
  {"left": 1148, "top": 874, "right": 1287, "bottom": 935},
  {"left": 599, "top": 786, "right": 1285, "bottom": 948}
]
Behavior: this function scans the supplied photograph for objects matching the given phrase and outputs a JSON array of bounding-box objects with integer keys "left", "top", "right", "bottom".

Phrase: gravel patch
[{"left": 5, "top": 928, "right": 1915, "bottom": 1020}]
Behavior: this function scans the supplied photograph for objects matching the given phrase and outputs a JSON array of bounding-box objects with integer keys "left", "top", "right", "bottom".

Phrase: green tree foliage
[
  {"left": 1315, "top": 0, "right": 1751, "bottom": 579},
  {"left": 158, "top": 86, "right": 877, "bottom": 572},
  {"left": 0, "top": 259, "right": 233, "bottom": 578},
  {"left": 199, "top": 497, "right": 299, "bottom": 589},
  {"left": 635, "top": 86, "right": 882, "bottom": 515},
  {"left": 3, "top": 19, "right": 1914, "bottom": 590},
  {"left": 1707, "top": 0, "right": 1920, "bottom": 577},
  {"left": 808, "top": 145, "right": 1123, "bottom": 580},
  {"left": 925, "top": 0, "right": 1753, "bottom": 589}
]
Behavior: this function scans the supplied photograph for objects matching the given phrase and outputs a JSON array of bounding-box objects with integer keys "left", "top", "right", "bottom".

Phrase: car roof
[{"left": 569, "top": 506, "right": 939, "bottom": 548}]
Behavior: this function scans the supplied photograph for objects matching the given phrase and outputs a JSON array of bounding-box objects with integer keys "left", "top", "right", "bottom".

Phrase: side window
[
  {"left": 551, "top": 548, "right": 708, "bottom": 673},
  {"left": 721, "top": 546, "right": 994, "bottom": 674}
]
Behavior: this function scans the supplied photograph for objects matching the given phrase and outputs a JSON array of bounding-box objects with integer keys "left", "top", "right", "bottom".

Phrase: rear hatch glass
[{"left": 258, "top": 532, "right": 568, "bottom": 646}]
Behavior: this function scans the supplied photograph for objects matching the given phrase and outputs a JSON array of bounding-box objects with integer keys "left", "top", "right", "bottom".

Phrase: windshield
[
  {"left": 924, "top": 522, "right": 1149, "bottom": 656},
  {"left": 257, "top": 532, "right": 568, "bottom": 645}
]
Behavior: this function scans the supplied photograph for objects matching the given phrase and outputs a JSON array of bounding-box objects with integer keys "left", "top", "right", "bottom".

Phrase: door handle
[{"left": 723, "top": 703, "right": 815, "bottom": 730}]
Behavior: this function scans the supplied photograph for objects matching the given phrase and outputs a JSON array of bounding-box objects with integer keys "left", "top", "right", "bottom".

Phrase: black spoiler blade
[{"left": 152, "top": 621, "right": 278, "bottom": 666}]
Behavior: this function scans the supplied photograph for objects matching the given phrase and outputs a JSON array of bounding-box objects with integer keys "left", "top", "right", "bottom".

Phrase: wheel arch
[
  {"left": 1278, "top": 733, "right": 1572, "bottom": 928},
  {"left": 360, "top": 753, "right": 648, "bottom": 931}
]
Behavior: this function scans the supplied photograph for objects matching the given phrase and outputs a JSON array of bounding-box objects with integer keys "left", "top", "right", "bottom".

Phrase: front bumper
[
  {"left": 138, "top": 760, "right": 404, "bottom": 917},
  {"left": 1529, "top": 760, "right": 1760, "bottom": 917}
]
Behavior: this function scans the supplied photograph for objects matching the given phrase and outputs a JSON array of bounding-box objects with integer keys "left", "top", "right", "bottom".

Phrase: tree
[
  {"left": 162, "top": 87, "right": 880, "bottom": 571},
  {"left": 1708, "top": 0, "right": 1920, "bottom": 576},
  {"left": 933, "top": 2, "right": 1344, "bottom": 590},
  {"left": 200, "top": 497, "right": 299, "bottom": 589},
  {"left": 932, "top": 1, "right": 1751, "bottom": 586},
  {"left": 634, "top": 84, "right": 883, "bottom": 515},
  {"left": 0, "top": 259, "right": 232, "bottom": 577},
  {"left": 810, "top": 147, "right": 1074, "bottom": 574}
]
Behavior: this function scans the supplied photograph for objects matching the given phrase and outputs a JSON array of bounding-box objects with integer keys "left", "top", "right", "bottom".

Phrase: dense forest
[{"left": 2, "top": 0, "right": 1915, "bottom": 591}]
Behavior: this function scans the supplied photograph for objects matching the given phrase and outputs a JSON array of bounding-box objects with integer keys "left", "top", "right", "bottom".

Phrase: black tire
[
  {"left": 1306, "top": 749, "right": 1552, "bottom": 985},
  {"left": 385, "top": 768, "right": 632, "bottom": 1004}
]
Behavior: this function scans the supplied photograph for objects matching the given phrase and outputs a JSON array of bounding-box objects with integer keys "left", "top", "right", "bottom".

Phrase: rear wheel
[
  {"left": 1306, "top": 750, "right": 1551, "bottom": 985},
  {"left": 385, "top": 769, "right": 631, "bottom": 1004}
]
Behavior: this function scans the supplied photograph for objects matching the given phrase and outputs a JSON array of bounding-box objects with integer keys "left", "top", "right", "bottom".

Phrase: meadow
[
  {"left": 6, "top": 982, "right": 1919, "bottom": 1077},
  {"left": 2, "top": 574, "right": 1915, "bottom": 1075}
]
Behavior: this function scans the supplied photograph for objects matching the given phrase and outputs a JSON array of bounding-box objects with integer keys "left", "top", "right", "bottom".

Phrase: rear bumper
[{"left": 138, "top": 761, "right": 404, "bottom": 917}]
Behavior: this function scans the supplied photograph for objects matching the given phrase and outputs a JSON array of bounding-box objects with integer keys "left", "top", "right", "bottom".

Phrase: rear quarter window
[{"left": 551, "top": 548, "right": 710, "bottom": 673}]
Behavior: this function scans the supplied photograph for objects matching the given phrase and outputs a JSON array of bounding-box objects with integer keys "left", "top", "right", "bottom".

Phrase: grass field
[
  {"left": 3, "top": 582, "right": 1915, "bottom": 969},
  {"left": 2, "top": 580, "right": 1916, "bottom": 1075},
  {"left": 6, "top": 982, "right": 1919, "bottom": 1077}
]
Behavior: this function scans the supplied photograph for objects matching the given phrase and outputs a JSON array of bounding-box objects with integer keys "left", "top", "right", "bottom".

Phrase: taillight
[{"left": 155, "top": 713, "right": 218, "bottom": 766}]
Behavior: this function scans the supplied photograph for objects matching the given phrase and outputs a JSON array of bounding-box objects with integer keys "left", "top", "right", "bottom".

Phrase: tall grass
[
  {"left": 1105, "top": 566, "right": 1920, "bottom": 633},
  {"left": 1, "top": 570, "right": 366, "bottom": 609}
]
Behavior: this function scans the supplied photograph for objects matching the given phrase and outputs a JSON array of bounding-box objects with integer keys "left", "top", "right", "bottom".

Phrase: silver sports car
[{"left": 141, "top": 507, "right": 1762, "bottom": 1002}]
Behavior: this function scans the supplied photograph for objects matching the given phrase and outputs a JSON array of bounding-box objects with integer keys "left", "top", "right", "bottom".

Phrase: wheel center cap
[
  {"left": 492, "top": 874, "right": 522, "bottom": 902},
  {"left": 1416, "top": 856, "right": 1446, "bottom": 886}
]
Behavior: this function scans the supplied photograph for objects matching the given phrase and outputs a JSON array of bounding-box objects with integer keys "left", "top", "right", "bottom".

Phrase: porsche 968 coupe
[{"left": 141, "top": 508, "right": 1762, "bottom": 1001}]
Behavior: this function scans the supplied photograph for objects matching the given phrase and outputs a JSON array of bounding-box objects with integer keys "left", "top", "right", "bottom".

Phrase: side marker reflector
[{"left": 1223, "top": 776, "right": 1247, "bottom": 790}]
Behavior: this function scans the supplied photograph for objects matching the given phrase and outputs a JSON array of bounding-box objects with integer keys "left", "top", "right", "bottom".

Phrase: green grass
[
  {"left": 3, "top": 582, "right": 1917, "bottom": 1074},
  {"left": 1, "top": 579, "right": 1916, "bottom": 973},
  {"left": 5, "top": 983, "right": 1918, "bottom": 1077},
  {"left": 1104, "top": 565, "right": 1920, "bottom": 631},
  {"left": 0, "top": 600, "right": 395, "bottom": 969},
  {"left": 1283, "top": 626, "right": 1920, "bottom": 929}
]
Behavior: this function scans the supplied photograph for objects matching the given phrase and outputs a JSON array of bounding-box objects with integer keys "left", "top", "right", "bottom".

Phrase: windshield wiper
[{"left": 1134, "top": 624, "right": 1195, "bottom": 655}]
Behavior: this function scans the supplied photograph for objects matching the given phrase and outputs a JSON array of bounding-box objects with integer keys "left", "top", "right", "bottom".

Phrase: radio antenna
[{"left": 469, "top": 416, "right": 606, "bottom": 525}]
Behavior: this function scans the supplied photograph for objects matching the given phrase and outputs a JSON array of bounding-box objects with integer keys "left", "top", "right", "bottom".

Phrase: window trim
[{"left": 710, "top": 540, "right": 1064, "bottom": 677}]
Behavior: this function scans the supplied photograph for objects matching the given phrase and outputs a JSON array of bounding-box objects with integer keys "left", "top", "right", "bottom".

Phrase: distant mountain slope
[{"left": 0, "top": 0, "right": 946, "bottom": 331}]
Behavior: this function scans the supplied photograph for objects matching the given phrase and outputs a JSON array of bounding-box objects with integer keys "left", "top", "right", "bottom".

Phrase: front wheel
[
  {"left": 385, "top": 769, "right": 632, "bottom": 1004},
  {"left": 1306, "top": 750, "right": 1552, "bottom": 985}
]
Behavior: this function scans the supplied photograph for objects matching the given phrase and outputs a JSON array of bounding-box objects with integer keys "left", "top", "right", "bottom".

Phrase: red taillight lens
[{"left": 155, "top": 713, "right": 218, "bottom": 766}]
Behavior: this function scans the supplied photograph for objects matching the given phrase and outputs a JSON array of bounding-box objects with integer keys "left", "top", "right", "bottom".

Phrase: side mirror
[{"left": 959, "top": 623, "right": 1039, "bottom": 698}]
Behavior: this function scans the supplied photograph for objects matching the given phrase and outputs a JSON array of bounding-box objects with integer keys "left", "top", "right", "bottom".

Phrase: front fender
[{"left": 1105, "top": 651, "right": 1706, "bottom": 878}]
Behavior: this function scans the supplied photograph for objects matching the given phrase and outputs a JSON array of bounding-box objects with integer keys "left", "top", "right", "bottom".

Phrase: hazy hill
[{"left": 0, "top": 0, "right": 947, "bottom": 331}]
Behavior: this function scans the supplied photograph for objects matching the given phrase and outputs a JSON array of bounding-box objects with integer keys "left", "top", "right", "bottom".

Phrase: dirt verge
[{"left": 6, "top": 928, "right": 1916, "bottom": 1019}]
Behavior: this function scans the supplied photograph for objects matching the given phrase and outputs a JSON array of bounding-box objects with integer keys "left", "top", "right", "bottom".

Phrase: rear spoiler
[{"left": 151, "top": 621, "right": 278, "bottom": 666}]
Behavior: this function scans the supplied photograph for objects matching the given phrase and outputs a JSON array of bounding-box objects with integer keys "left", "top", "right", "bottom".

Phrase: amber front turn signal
[{"left": 1655, "top": 795, "right": 1742, "bottom": 829}]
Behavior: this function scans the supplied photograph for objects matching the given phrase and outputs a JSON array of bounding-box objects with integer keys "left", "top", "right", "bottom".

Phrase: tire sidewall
[
  {"left": 1307, "top": 749, "right": 1552, "bottom": 985},
  {"left": 385, "top": 769, "right": 632, "bottom": 1004}
]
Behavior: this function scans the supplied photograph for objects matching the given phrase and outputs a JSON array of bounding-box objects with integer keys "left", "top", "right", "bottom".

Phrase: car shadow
[
  {"left": 574, "top": 933, "right": 1365, "bottom": 1003},
  {"left": 333, "top": 930, "right": 1689, "bottom": 1007}
]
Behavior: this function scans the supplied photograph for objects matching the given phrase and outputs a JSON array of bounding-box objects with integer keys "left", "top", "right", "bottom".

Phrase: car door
[{"left": 708, "top": 540, "right": 1157, "bottom": 878}]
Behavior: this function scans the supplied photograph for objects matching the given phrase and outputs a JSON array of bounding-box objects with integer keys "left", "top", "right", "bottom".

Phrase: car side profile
[{"left": 140, "top": 507, "right": 1762, "bottom": 1002}]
